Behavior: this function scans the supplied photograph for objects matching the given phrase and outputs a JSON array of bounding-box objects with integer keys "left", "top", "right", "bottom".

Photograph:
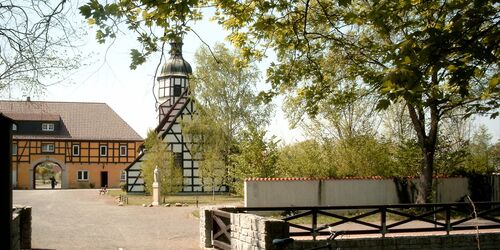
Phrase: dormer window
[{"left": 42, "top": 123, "right": 55, "bottom": 131}]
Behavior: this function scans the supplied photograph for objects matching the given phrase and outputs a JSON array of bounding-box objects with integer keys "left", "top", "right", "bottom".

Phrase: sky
[
  {"left": 2, "top": 5, "right": 305, "bottom": 144},
  {"left": 3, "top": 3, "right": 499, "bottom": 144}
]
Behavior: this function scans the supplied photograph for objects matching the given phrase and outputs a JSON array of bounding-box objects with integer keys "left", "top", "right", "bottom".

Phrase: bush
[{"left": 120, "top": 182, "right": 127, "bottom": 191}]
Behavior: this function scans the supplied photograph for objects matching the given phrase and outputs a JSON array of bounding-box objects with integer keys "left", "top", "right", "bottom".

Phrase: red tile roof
[
  {"left": 244, "top": 175, "right": 469, "bottom": 182},
  {"left": 5, "top": 112, "right": 60, "bottom": 121},
  {"left": 0, "top": 100, "right": 143, "bottom": 141}
]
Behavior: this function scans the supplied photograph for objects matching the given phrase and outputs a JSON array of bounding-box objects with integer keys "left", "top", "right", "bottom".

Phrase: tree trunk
[
  {"left": 407, "top": 102, "right": 439, "bottom": 204},
  {"left": 417, "top": 147, "right": 435, "bottom": 204}
]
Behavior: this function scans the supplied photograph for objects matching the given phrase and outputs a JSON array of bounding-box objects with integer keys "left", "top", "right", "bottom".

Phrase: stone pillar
[
  {"left": 152, "top": 182, "right": 160, "bottom": 206},
  {"left": 199, "top": 207, "right": 213, "bottom": 249}
]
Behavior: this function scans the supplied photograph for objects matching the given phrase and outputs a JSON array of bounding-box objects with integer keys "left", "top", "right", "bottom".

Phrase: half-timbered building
[
  {"left": 126, "top": 42, "right": 205, "bottom": 193},
  {"left": 0, "top": 100, "right": 143, "bottom": 189}
]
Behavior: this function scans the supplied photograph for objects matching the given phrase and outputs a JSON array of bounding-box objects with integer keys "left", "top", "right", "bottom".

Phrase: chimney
[{"left": 26, "top": 97, "right": 31, "bottom": 102}]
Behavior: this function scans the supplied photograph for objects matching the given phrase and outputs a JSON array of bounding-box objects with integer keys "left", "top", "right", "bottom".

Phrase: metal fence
[{"left": 229, "top": 201, "right": 500, "bottom": 240}]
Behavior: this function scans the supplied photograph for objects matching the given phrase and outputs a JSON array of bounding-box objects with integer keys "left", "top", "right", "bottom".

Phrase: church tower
[
  {"left": 125, "top": 41, "right": 202, "bottom": 193},
  {"left": 157, "top": 42, "right": 192, "bottom": 122}
]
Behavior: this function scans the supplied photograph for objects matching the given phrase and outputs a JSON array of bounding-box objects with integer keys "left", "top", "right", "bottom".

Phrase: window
[
  {"left": 99, "top": 145, "right": 107, "bottom": 156},
  {"left": 174, "top": 152, "right": 183, "bottom": 167},
  {"left": 77, "top": 170, "right": 89, "bottom": 181},
  {"left": 72, "top": 145, "right": 80, "bottom": 156},
  {"left": 12, "top": 144, "right": 17, "bottom": 155},
  {"left": 42, "top": 123, "right": 55, "bottom": 131},
  {"left": 41, "top": 143, "right": 54, "bottom": 153},
  {"left": 120, "top": 170, "right": 126, "bottom": 181},
  {"left": 12, "top": 124, "right": 17, "bottom": 131},
  {"left": 119, "top": 145, "right": 127, "bottom": 156}
]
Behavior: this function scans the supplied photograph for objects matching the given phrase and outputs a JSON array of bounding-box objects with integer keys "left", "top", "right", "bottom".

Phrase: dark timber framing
[
  {"left": 126, "top": 89, "right": 203, "bottom": 193},
  {"left": 11, "top": 139, "right": 137, "bottom": 164}
]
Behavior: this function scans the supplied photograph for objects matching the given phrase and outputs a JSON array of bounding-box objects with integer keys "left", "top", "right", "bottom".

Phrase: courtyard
[{"left": 13, "top": 189, "right": 202, "bottom": 249}]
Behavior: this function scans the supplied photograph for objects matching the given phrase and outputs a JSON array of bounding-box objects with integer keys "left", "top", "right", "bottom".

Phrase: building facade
[
  {"left": 1, "top": 100, "right": 143, "bottom": 189},
  {"left": 126, "top": 42, "right": 206, "bottom": 193}
]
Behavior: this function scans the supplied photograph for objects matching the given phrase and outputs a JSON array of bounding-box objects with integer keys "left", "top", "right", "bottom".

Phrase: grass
[{"left": 107, "top": 189, "right": 243, "bottom": 207}]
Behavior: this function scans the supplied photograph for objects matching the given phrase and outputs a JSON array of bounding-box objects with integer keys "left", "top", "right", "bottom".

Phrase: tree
[
  {"left": 80, "top": 0, "right": 499, "bottom": 203},
  {"left": 277, "top": 139, "right": 335, "bottom": 178},
  {"left": 141, "top": 130, "right": 182, "bottom": 200},
  {"left": 1, "top": 0, "right": 82, "bottom": 95},
  {"left": 182, "top": 43, "right": 272, "bottom": 195},
  {"left": 36, "top": 166, "right": 49, "bottom": 184},
  {"left": 230, "top": 127, "right": 279, "bottom": 195},
  {"left": 285, "top": 85, "right": 381, "bottom": 141},
  {"left": 461, "top": 126, "right": 496, "bottom": 174},
  {"left": 213, "top": 0, "right": 500, "bottom": 203}
]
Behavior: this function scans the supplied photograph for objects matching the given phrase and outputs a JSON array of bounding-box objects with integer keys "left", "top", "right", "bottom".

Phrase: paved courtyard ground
[{"left": 13, "top": 189, "right": 200, "bottom": 250}]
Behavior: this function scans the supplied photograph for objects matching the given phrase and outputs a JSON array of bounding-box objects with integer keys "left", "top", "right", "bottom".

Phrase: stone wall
[
  {"left": 199, "top": 207, "right": 213, "bottom": 249},
  {"left": 11, "top": 205, "right": 32, "bottom": 250},
  {"left": 230, "top": 213, "right": 288, "bottom": 250},
  {"left": 199, "top": 207, "right": 288, "bottom": 250},
  {"left": 11, "top": 212, "right": 20, "bottom": 250},
  {"left": 294, "top": 233, "right": 500, "bottom": 250}
]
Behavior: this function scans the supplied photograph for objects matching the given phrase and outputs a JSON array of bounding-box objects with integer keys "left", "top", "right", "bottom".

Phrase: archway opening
[{"left": 33, "top": 161, "right": 62, "bottom": 189}]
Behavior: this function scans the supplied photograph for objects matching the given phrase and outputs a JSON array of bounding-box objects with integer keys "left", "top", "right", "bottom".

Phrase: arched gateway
[{"left": 29, "top": 158, "right": 67, "bottom": 189}]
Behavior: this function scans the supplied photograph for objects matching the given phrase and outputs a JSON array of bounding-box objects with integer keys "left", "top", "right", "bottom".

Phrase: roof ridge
[{"left": 0, "top": 100, "right": 106, "bottom": 105}]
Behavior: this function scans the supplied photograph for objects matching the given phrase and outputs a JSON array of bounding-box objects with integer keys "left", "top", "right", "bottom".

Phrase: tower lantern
[{"left": 157, "top": 41, "right": 192, "bottom": 121}]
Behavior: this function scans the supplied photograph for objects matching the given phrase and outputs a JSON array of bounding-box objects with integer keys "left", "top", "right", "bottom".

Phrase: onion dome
[{"left": 158, "top": 42, "right": 192, "bottom": 78}]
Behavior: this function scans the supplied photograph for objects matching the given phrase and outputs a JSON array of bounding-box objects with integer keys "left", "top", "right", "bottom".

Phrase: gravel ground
[{"left": 13, "top": 189, "right": 201, "bottom": 250}]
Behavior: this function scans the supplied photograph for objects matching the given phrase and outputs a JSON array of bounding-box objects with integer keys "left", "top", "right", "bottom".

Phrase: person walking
[{"left": 50, "top": 176, "right": 56, "bottom": 189}]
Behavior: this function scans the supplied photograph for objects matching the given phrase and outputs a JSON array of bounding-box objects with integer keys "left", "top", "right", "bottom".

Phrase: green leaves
[
  {"left": 129, "top": 49, "right": 145, "bottom": 70},
  {"left": 80, "top": 0, "right": 204, "bottom": 69},
  {"left": 376, "top": 99, "right": 391, "bottom": 110}
]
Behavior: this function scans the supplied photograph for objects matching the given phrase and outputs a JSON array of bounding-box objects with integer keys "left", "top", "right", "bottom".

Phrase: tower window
[
  {"left": 173, "top": 77, "right": 182, "bottom": 96},
  {"left": 174, "top": 85, "right": 182, "bottom": 96}
]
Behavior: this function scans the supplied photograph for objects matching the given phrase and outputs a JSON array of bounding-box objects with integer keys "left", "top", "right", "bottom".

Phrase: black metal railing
[{"left": 227, "top": 202, "right": 500, "bottom": 240}]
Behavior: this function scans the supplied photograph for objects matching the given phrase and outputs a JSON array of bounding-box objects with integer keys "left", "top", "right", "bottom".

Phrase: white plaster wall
[
  {"left": 244, "top": 177, "right": 500, "bottom": 208},
  {"left": 323, "top": 179, "right": 400, "bottom": 206}
]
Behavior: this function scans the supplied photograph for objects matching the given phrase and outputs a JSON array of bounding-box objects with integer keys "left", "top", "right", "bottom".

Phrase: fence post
[
  {"left": 445, "top": 205, "right": 451, "bottom": 235},
  {"left": 381, "top": 207, "right": 387, "bottom": 237},
  {"left": 312, "top": 208, "right": 318, "bottom": 241}
]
